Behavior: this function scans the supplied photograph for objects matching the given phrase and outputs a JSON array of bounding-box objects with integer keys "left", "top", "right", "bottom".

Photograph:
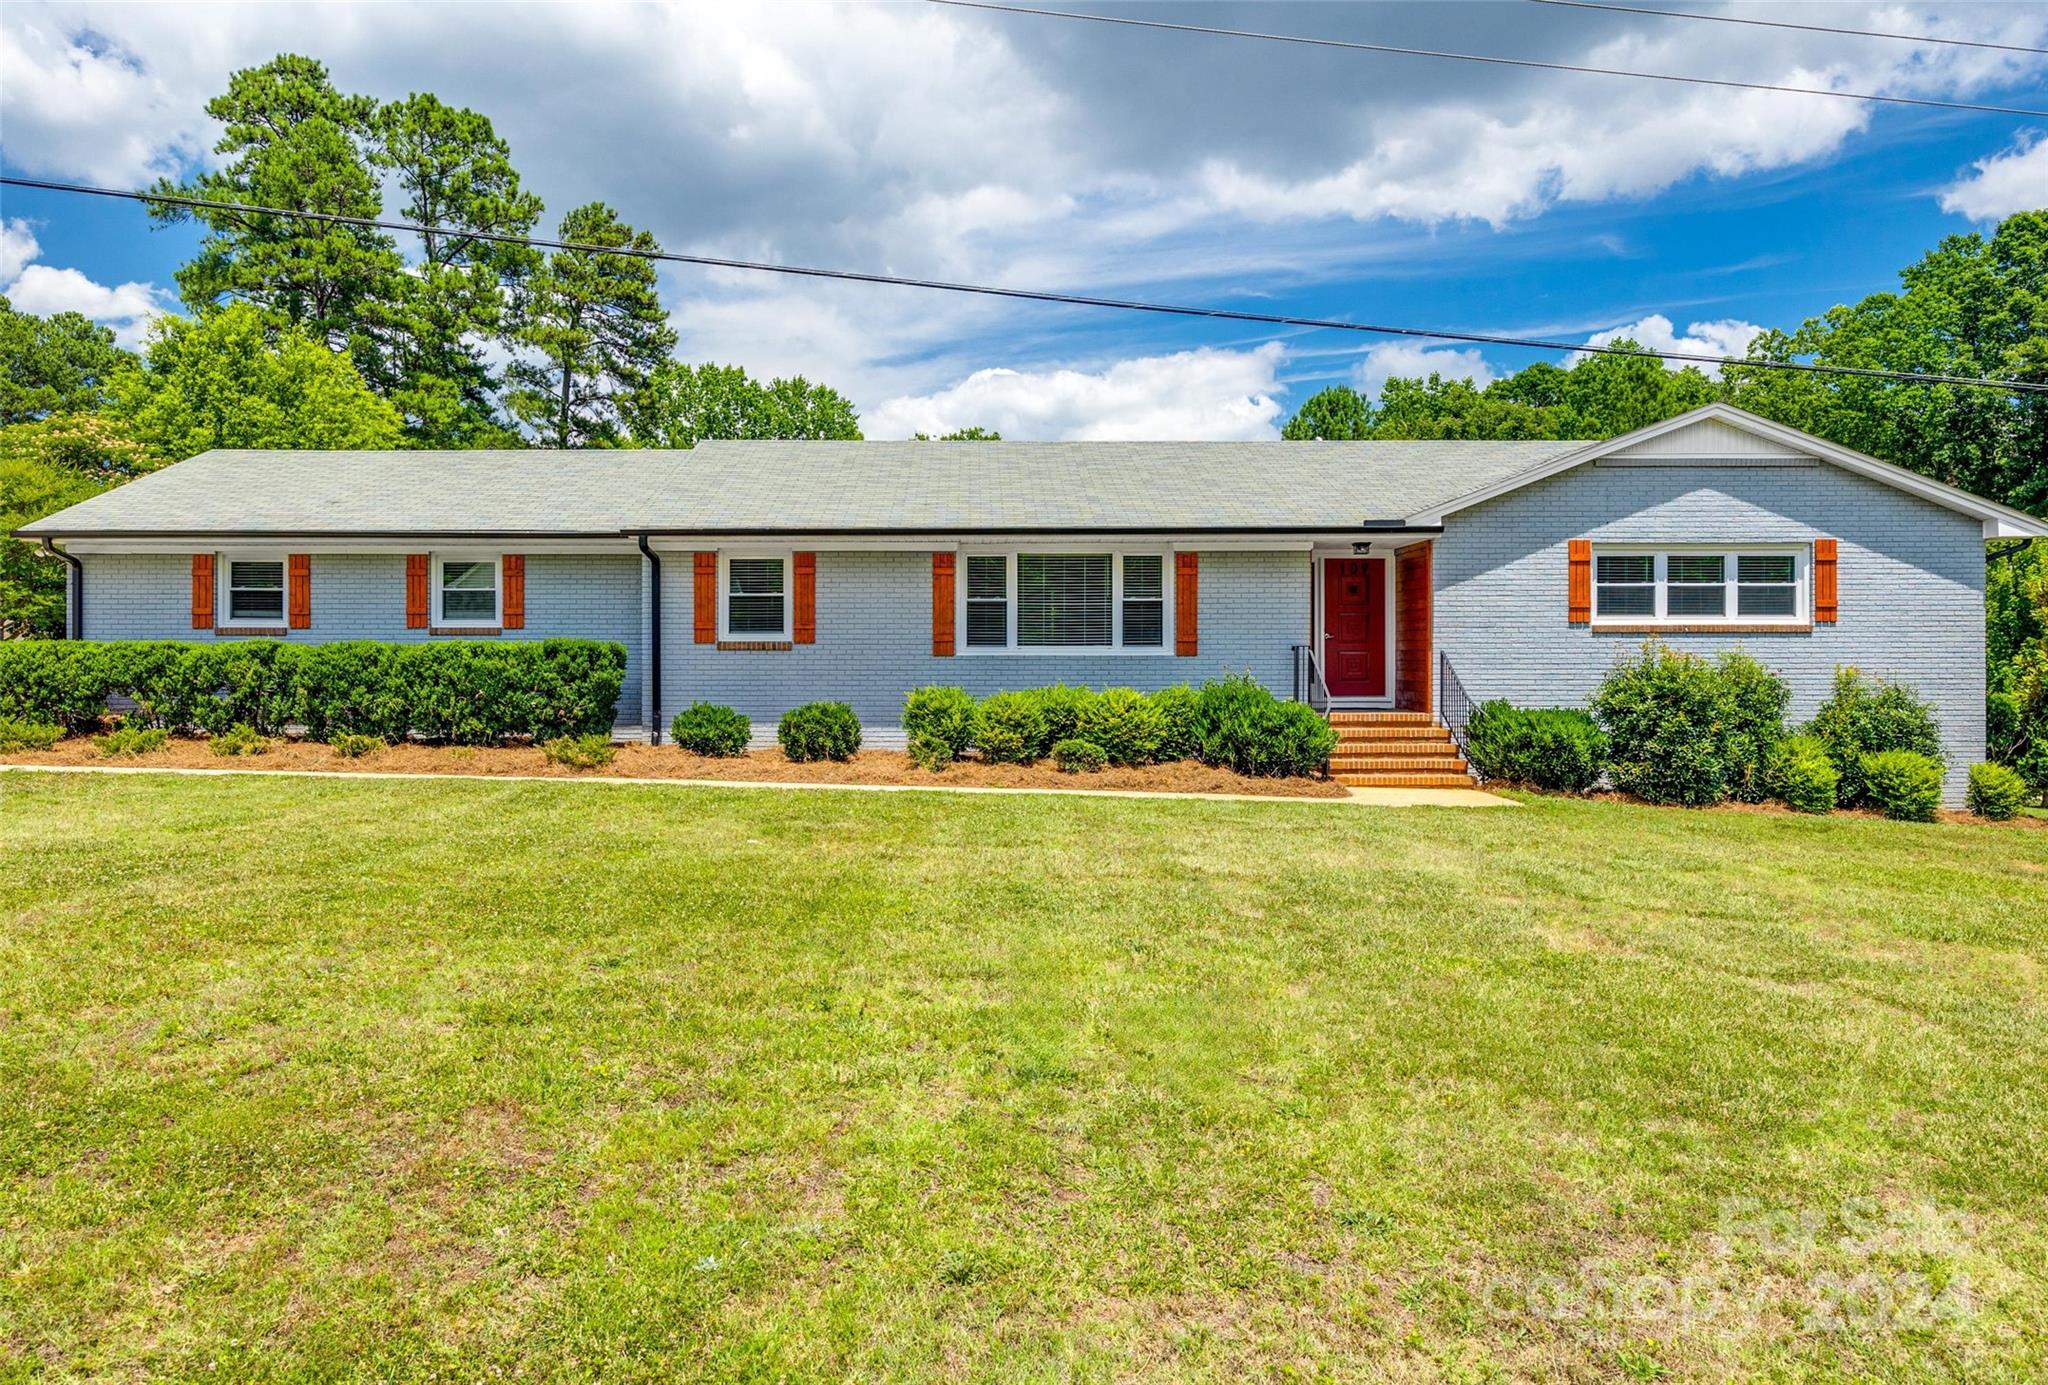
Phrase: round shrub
[
  {"left": 1030, "top": 684, "right": 1097, "bottom": 751},
  {"left": 330, "top": 732, "right": 384, "bottom": 759},
  {"left": 974, "top": 691, "right": 1046, "bottom": 765},
  {"left": 1194, "top": 674, "right": 1337, "bottom": 778},
  {"left": 1763, "top": 735, "right": 1838, "bottom": 814},
  {"left": 209, "top": 722, "right": 272, "bottom": 757},
  {"left": 1075, "top": 687, "right": 1165, "bottom": 766},
  {"left": 907, "top": 735, "right": 955, "bottom": 772},
  {"left": 92, "top": 724, "right": 168, "bottom": 757},
  {"left": 671, "top": 701, "right": 751, "bottom": 757},
  {"left": 1965, "top": 761, "right": 2028, "bottom": 820},
  {"left": 779, "top": 701, "right": 862, "bottom": 762},
  {"left": 1859, "top": 750, "right": 1943, "bottom": 822},
  {"left": 903, "top": 686, "right": 976, "bottom": 758},
  {"left": 1051, "top": 738, "right": 1107, "bottom": 773},
  {"left": 1806, "top": 667, "right": 1943, "bottom": 807},
  {"left": 1149, "top": 684, "right": 1201, "bottom": 760},
  {"left": 1591, "top": 643, "right": 1736, "bottom": 806},
  {"left": 1463, "top": 701, "right": 1607, "bottom": 792}
]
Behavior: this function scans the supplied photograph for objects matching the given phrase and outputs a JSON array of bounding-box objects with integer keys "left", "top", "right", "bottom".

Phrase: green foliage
[
  {"left": 541, "top": 733, "right": 616, "bottom": 769},
  {"left": 0, "top": 638, "right": 624, "bottom": 743},
  {"left": 92, "top": 724, "right": 168, "bottom": 757},
  {"left": 1148, "top": 684, "right": 1201, "bottom": 760},
  {"left": 114, "top": 305, "right": 403, "bottom": 460},
  {"left": 1029, "top": 684, "right": 1097, "bottom": 750},
  {"left": 1805, "top": 667, "right": 1944, "bottom": 808},
  {"left": 629, "top": 361, "right": 863, "bottom": 447},
  {"left": 778, "top": 701, "right": 861, "bottom": 762},
  {"left": 670, "top": 702, "right": 752, "bottom": 757},
  {"left": 1592, "top": 644, "right": 1739, "bottom": 806},
  {"left": 1051, "top": 738, "right": 1108, "bottom": 773},
  {"left": 1074, "top": 687, "right": 1165, "bottom": 767},
  {"left": 1763, "top": 736, "right": 1839, "bottom": 815},
  {"left": 1860, "top": 750, "right": 1944, "bottom": 822},
  {"left": 1281, "top": 386, "right": 1372, "bottom": 440},
  {"left": 1193, "top": 674, "right": 1337, "bottom": 778},
  {"left": 209, "top": 722, "right": 273, "bottom": 757},
  {"left": 0, "top": 718, "right": 63, "bottom": 752},
  {"left": 1965, "top": 761, "right": 2028, "bottom": 820},
  {"left": 972, "top": 691, "right": 1046, "bottom": 765},
  {"left": 901, "top": 686, "right": 976, "bottom": 758},
  {"left": 330, "top": 732, "right": 383, "bottom": 759},
  {"left": 0, "top": 296, "right": 137, "bottom": 424},
  {"left": 912, "top": 426, "right": 1001, "bottom": 441},
  {"left": 506, "top": 202, "right": 677, "bottom": 448},
  {"left": 1716, "top": 650, "right": 1792, "bottom": 802},
  {"left": 1463, "top": 701, "right": 1608, "bottom": 793},
  {"left": 907, "top": 736, "right": 955, "bottom": 772}
]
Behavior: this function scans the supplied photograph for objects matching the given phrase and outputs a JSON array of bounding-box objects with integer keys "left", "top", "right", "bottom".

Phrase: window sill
[
  {"left": 214, "top": 626, "right": 287, "bottom": 637},
  {"left": 430, "top": 626, "right": 502, "bottom": 636},
  {"left": 956, "top": 646, "right": 1174, "bottom": 656},
  {"left": 1592, "top": 623, "right": 1812, "bottom": 634},
  {"left": 717, "top": 639, "right": 794, "bottom": 651}
]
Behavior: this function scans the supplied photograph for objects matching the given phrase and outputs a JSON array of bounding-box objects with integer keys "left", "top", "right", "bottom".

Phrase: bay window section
[{"left": 959, "top": 551, "right": 1171, "bottom": 651}]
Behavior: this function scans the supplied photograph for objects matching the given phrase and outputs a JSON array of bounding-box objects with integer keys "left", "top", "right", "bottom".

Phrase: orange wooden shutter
[
  {"left": 405, "top": 554, "right": 430, "bottom": 628},
  {"left": 287, "top": 553, "right": 311, "bottom": 629},
  {"left": 1567, "top": 539, "right": 1592, "bottom": 624},
  {"left": 1174, "top": 551, "right": 1199, "bottom": 656},
  {"left": 932, "top": 552, "right": 956, "bottom": 656},
  {"left": 501, "top": 555, "right": 525, "bottom": 629},
  {"left": 190, "top": 554, "right": 214, "bottom": 629},
  {"left": 694, "top": 552, "right": 717, "bottom": 643},
  {"left": 1813, "top": 538, "right": 1838, "bottom": 623},
  {"left": 792, "top": 552, "right": 816, "bottom": 644}
]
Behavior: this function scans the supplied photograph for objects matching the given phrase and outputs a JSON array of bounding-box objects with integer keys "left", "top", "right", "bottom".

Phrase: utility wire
[
  {"left": 926, "top": 0, "right": 2048, "bottom": 119},
  {"left": 1525, "top": 0, "right": 2048, "bottom": 57},
  {"left": 7, "top": 175, "right": 2045, "bottom": 395}
]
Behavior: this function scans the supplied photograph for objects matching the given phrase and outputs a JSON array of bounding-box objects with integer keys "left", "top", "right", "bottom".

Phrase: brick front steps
[{"left": 1327, "top": 711, "right": 1477, "bottom": 788}]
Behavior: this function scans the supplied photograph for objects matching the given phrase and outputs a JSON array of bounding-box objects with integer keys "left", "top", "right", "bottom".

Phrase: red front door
[{"left": 1322, "top": 558, "right": 1387, "bottom": 698}]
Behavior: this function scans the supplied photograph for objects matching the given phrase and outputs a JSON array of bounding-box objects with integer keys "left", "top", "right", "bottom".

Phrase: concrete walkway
[{"left": 2, "top": 762, "right": 1520, "bottom": 807}]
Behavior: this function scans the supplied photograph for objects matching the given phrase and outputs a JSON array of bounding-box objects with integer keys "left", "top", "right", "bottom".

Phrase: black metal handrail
[
  {"left": 1438, "top": 652, "right": 1477, "bottom": 773},
  {"left": 1290, "top": 644, "right": 1330, "bottom": 715}
]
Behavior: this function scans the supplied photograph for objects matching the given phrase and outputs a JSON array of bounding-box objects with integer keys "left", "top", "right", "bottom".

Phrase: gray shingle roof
[{"left": 15, "top": 439, "right": 1589, "bottom": 537}]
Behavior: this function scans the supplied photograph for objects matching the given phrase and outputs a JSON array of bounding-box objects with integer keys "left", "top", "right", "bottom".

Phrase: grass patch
[{"left": 2, "top": 775, "right": 2045, "bottom": 1380}]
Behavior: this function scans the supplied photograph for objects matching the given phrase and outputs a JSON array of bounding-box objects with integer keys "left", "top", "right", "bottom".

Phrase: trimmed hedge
[
  {"left": 1861, "top": 749, "right": 1943, "bottom": 822},
  {"left": 1965, "top": 761, "right": 2027, "bottom": 820},
  {"left": 779, "top": 701, "right": 861, "bottom": 762},
  {"left": 1763, "top": 735, "right": 1838, "bottom": 814},
  {"left": 1592, "top": 644, "right": 1791, "bottom": 807},
  {"left": 902, "top": 685, "right": 977, "bottom": 758},
  {"left": 1463, "top": 701, "right": 1607, "bottom": 792},
  {"left": 1193, "top": 674, "right": 1337, "bottom": 778},
  {"left": 1052, "top": 738, "right": 1108, "bottom": 773},
  {"left": 973, "top": 691, "right": 1046, "bottom": 765},
  {"left": 0, "top": 638, "right": 625, "bottom": 744},
  {"left": 670, "top": 701, "right": 751, "bottom": 757},
  {"left": 1806, "top": 667, "right": 1944, "bottom": 808},
  {"left": 1075, "top": 687, "right": 1165, "bottom": 767}
]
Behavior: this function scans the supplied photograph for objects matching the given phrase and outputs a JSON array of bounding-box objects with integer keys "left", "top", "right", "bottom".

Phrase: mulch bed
[{"left": 0, "top": 737, "right": 1351, "bottom": 798}]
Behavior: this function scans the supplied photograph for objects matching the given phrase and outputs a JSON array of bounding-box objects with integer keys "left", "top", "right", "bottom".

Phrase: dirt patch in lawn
[{"left": 1, "top": 736, "right": 1349, "bottom": 798}]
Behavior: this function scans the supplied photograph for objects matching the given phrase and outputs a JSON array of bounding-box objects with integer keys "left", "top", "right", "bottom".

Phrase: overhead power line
[
  {"left": 926, "top": 0, "right": 2048, "bottom": 119},
  {"left": 6, "top": 175, "right": 2045, "bottom": 395},
  {"left": 1524, "top": 0, "right": 2048, "bottom": 57}
]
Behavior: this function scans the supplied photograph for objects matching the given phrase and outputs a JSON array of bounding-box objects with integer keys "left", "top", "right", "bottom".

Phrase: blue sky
[{"left": 2, "top": 1, "right": 2043, "bottom": 438}]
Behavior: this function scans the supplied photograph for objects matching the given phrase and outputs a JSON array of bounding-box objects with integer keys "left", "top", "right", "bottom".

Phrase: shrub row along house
[{"left": 16, "top": 404, "right": 2043, "bottom": 802}]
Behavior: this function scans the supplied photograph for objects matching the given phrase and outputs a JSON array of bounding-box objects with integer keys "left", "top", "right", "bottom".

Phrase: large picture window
[
  {"left": 1593, "top": 547, "right": 1808, "bottom": 625},
  {"left": 957, "top": 550, "right": 1172, "bottom": 652},
  {"left": 223, "top": 558, "right": 284, "bottom": 624}
]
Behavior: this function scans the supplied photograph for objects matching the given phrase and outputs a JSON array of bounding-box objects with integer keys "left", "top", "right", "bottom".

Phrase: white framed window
[
  {"left": 433, "top": 554, "right": 501, "bottom": 627},
  {"left": 956, "top": 549, "right": 1173, "bottom": 653},
  {"left": 219, "top": 555, "right": 286, "bottom": 626},
  {"left": 721, "top": 552, "right": 791, "bottom": 640},
  {"left": 1592, "top": 546, "right": 1808, "bottom": 625}
]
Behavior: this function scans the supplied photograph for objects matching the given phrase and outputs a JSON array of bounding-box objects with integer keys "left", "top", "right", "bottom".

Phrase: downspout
[
  {"left": 42, "top": 540, "right": 82, "bottom": 640},
  {"left": 636, "top": 534, "right": 662, "bottom": 745}
]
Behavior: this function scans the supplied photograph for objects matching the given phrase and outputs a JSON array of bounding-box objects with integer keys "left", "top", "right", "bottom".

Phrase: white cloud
[
  {"left": 864, "top": 343, "right": 1289, "bottom": 440},
  {"left": 1940, "top": 136, "right": 2048, "bottom": 221},
  {"left": 1350, "top": 342, "right": 1496, "bottom": 400},
  {"left": 0, "top": 218, "right": 169, "bottom": 348},
  {"left": 1579, "top": 314, "right": 1763, "bottom": 376}
]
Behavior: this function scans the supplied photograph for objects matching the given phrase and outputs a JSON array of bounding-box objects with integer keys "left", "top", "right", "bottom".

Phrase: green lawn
[{"left": 3, "top": 773, "right": 2046, "bottom": 1382}]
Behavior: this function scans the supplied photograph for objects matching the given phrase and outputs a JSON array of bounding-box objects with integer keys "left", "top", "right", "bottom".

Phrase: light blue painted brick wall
[
  {"left": 78, "top": 553, "right": 646, "bottom": 725},
  {"left": 657, "top": 549, "right": 1307, "bottom": 743},
  {"left": 1433, "top": 461, "right": 1987, "bottom": 803}
]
